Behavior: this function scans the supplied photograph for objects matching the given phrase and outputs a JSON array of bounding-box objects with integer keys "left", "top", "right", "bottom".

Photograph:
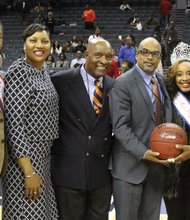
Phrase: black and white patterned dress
[{"left": 2, "top": 59, "right": 59, "bottom": 219}]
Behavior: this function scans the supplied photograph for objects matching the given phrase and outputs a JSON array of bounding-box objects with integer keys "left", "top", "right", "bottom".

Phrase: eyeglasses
[{"left": 138, "top": 49, "right": 161, "bottom": 58}]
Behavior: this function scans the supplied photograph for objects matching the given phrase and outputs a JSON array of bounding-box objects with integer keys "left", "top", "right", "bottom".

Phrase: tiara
[{"left": 170, "top": 42, "right": 190, "bottom": 64}]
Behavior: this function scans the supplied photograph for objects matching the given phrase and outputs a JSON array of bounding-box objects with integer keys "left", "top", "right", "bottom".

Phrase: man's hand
[{"left": 144, "top": 149, "right": 169, "bottom": 165}]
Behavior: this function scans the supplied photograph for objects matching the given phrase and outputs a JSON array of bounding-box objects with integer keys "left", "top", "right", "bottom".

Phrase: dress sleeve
[{"left": 4, "top": 62, "right": 33, "bottom": 158}]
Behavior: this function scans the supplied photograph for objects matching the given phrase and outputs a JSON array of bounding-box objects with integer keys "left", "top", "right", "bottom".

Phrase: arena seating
[{"left": 1, "top": 4, "right": 186, "bottom": 70}]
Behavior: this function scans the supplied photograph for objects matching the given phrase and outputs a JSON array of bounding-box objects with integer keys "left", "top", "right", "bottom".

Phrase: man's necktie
[
  {"left": 93, "top": 79, "right": 103, "bottom": 114},
  {"left": 151, "top": 76, "right": 162, "bottom": 125}
]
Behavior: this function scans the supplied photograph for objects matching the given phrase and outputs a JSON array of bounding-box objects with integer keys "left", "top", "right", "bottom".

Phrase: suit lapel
[
  {"left": 68, "top": 69, "right": 97, "bottom": 122},
  {"left": 100, "top": 76, "right": 110, "bottom": 113},
  {"left": 156, "top": 74, "right": 170, "bottom": 100},
  {"left": 156, "top": 74, "right": 172, "bottom": 122},
  {"left": 134, "top": 71, "right": 156, "bottom": 122}
]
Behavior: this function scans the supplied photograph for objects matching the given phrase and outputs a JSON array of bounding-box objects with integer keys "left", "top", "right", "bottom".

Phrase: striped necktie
[
  {"left": 93, "top": 79, "right": 103, "bottom": 114},
  {"left": 151, "top": 76, "right": 162, "bottom": 125}
]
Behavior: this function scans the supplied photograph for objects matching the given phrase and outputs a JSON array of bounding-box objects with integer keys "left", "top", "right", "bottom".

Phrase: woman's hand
[
  {"left": 24, "top": 173, "right": 43, "bottom": 200},
  {"left": 17, "top": 156, "right": 43, "bottom": 200},
  {"left": 172, "top": 144, "right": 190, "bottom": 163}
]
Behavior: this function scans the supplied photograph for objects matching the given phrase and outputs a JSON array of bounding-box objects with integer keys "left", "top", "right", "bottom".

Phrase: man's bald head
[
  {"left": 86, "top": 38, "right": 112, "bottom": 52},
  {"left": 138, "top": 37, "right": 161, "bottom": 52}
]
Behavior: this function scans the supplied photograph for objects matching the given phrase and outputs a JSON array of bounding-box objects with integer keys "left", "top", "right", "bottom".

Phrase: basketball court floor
[
  {"left": 109, "top": 197, "right": 168, "bottom": 220},
  {"left": 0, "top": 195, "right": 168, "bottom": 220}
]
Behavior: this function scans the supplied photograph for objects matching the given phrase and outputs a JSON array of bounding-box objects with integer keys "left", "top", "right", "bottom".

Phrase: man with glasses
[{"left": 109, "top": 37, "right": 172, "bottom": 220}]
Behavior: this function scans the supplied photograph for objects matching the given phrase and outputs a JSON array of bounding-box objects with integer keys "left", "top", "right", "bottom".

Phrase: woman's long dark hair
[{"left": 52, "top": 40, "right": 60, "bottom": 50}]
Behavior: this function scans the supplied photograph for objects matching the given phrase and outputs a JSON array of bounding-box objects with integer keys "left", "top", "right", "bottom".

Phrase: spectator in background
[
  {"left": 34, "top": 2, "right": 45, "bottom": 14},
  {"left": 88, "top": 27, "right": 103, "bottom": 43},
  {"left": 119, "top": 38, "right": 126, "bottom": 48},
  {"left": 45, "top": 53, "right": 56, "bottom": 69},
  {"left": 34, "top": 13, "right": 45, "bottom": 24},
  {"left": 119, "top": 1, "right": 135, "bottom": 12},
  {"left": 128, "top": 13, "right": 139, "bottom": 26},
  {"left": 56, "top": 53, "right": 70, "bottom": 69},
  {"left": 132, "top": 17, "right": 143, "bottom": 31},
  {"left": 164, "top": 20, "right": 178, "bottom": 66},
  {"left": 19, "top": 0, "right": 30, "bottom": 25},
  {"left": 70, "top": 50, "right": 85, "bottom": 68},
  {"left": 143, "top": 15, "right": 159, "bottom": 30},
  {"left": 82, "top": 4, "right": 96, "bottom": 30},
  {"left": 107, "top": 57, "right": 120, "bottom": 79},
  {"left": 70, "top": 35, "right": 79, "bottom": 52},
  {"left": 62, "top": 41, "right": 72, "bottom": 53},
  {"left": 45, "top": 11, "right": 55, "bottom": 35},
  {"left": 51, "top": 40, "right": 62, "bottom": 56},
  {"left": 118, "top": 35, "right": 136, "bottom": 68},
  {"left": 119, "top": 60, "right": 130, "bottom": 74},
  {"left": 159, "top": 0, "right": 172, "bottom": 28},
  {"left": 74, "top": 39, "right": 86, "bottom": 53}
]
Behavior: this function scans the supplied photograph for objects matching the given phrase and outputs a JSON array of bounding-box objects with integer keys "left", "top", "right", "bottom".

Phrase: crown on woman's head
[{"left": 170, "top": 42, "right": 190, "bottom": 64}]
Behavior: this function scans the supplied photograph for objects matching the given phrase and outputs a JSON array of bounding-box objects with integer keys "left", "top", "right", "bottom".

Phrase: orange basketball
[{"left": 150, "top": 123, "right": 187, "bottom": 159}]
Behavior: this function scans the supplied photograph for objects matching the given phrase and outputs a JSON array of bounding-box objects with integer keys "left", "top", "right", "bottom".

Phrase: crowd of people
[
  {"left": 1, "top": 1, "right": 190, "bottom": 220},
  {"left": 0, "top": 0, "right": 181, "bottom": 74}
]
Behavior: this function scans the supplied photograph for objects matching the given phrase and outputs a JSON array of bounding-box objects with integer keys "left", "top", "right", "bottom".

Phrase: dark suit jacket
[
  {"left": 110, "top": 67, "right": 173, "bottom": 184},
  {"left": 51, "top": 67, "right": 114, "bottom": 190}
]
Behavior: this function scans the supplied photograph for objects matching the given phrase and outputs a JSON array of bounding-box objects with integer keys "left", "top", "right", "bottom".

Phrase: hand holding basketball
[
  {"left": 174, "top": 144, "right": 190, "bottom": 162},
  {"left": 150, "top": 123, "right": 187, "bottom": 160},
  {"left": 144, "top": 149, "right": 169, "bottom": 165}
]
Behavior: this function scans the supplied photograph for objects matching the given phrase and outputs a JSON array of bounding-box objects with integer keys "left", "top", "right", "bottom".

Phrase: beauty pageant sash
[{"left": 173, "top": 91, "right": 190, "bottom": 126}]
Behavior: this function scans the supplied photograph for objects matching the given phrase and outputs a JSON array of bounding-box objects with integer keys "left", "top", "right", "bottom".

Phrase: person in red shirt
[
  {"left": 107, "top": 58, "right": 120, "bottom": 79},
  {"left": 82, "top": 5, "right": 96, "bottom": 30},
  {"left": 159, "top": 0, "right": 172, "bottom": 28}
]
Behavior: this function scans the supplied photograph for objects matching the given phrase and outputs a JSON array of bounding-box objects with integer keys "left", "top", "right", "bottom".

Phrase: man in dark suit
[
  {"left": 109, "top": 37, "right": 172, "bottom": 220},
  {"left": 51, "top": 38, "right": 114, "bottom": 220}
]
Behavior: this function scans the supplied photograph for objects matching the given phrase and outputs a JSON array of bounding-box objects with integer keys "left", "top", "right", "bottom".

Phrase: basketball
[{"left": 150, "top": 123, "right": 187, "bottom": 160}]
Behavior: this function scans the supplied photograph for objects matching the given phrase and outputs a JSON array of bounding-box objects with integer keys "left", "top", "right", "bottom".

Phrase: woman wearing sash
[{"left": 164, "top": 42, "right": 190, "bottom": 220}]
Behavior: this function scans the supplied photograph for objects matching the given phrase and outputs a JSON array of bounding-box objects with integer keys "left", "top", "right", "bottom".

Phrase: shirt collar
[
  {"left": 80, "top": 65, "right": 103, "bottom": 85},
  {"left": 135, "top": 64, "right": 157, "bottom": 85}
]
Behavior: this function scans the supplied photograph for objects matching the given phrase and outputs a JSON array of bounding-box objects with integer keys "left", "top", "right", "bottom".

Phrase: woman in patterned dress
[{"left": 2, "top": 23, "right": 59, "bottom": 219}]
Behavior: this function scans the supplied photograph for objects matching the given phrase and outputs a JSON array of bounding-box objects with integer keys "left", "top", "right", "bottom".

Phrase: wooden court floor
[{"left": 109, "top": 213, "right": 167, "bottom": 220}]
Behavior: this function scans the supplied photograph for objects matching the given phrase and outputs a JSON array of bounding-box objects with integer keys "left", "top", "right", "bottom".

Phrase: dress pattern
[{"left": 2, "top": 59, "right": 59, "bottom": 219}]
